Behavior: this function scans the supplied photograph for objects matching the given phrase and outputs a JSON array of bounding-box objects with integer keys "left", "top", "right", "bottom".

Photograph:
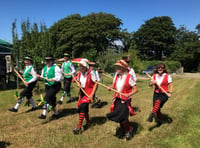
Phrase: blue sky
[{"left": 1, "top": 0, "right": 200, "bottom": 43}]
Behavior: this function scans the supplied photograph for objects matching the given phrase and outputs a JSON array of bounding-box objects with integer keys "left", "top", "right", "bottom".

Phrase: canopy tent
[{"left": 0, "top": 39, "right": 12, "bottom": 55}]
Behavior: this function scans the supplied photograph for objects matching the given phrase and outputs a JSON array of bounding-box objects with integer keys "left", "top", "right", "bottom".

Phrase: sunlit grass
[{"left": 0, "top": 76, "right": 200, "bottom": 148}]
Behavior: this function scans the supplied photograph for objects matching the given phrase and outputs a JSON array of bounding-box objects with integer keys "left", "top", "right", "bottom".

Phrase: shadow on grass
[
  {"left": 148, "top": 113, "right": 173, "bottom": 131},
  {"left": 42, "top": 108, "right": 78, "bottom": 124},
  {"left": 90, "top": 116, "right": 107, "bottom": 126},
  {"left": 0, "top": 141, "right": 11, "bottom": 148},
  {"left": 115, "top": 121, "right": 141, "bottom": 138},
  {"left": 132, "top": 106, "right": 141, "bottom": 112},
  {"left": 91, "top": 101, "right": 108, "bottom": 109},
  {"left": 82, "top": 116, "right": 107, "bottom": 131}
]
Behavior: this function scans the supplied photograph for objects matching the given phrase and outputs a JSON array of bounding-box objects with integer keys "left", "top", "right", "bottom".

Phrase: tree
[
  {"left": 48, "top": 12, "right": 123, "bottom": 61},
  {"left": 170, "top": 26, "right": 200, "bottom": 72},
  {"left": 133, "top": 16, "right": 176, "bottom": 60}
]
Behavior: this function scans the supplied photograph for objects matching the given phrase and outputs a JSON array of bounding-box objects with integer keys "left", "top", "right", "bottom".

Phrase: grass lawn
[{"left": 0, "top": 76, "right": 200, "bottom": 148}]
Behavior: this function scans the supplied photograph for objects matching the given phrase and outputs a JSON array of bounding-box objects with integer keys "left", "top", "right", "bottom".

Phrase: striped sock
[
  {"left": 78, "top": 113, "right": 85, "bottom": 129},
  {"left": 152, "top": 100, "right": 161, "bottom": 114}
]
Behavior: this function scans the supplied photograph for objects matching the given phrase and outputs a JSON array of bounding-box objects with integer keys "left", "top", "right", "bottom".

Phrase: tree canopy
[{"left": 133, "top": 16, "right": 176, "bottom": 60}]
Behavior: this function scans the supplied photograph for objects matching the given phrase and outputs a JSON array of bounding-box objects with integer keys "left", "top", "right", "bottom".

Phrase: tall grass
[{"left": 0, "top": 76, "right": 200, "bottom": 148}]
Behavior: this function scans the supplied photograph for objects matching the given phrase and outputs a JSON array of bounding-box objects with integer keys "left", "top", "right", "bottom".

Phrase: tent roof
[{"left": 0, "top": 39, "right": 12, "bottom": 46}]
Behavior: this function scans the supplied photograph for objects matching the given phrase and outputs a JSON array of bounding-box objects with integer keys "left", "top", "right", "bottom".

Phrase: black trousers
[
  {"left": 63, "top": 77, "right": 72, "bottom": 96},
  {"left": 20, "top": 81, "right": 37, "bottom": 99},
  {"left": 44, "top": 82, "right": 61, "bottom": 107}
]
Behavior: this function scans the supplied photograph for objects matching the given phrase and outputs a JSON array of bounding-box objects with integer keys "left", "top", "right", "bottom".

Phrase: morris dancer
[
  {"left": 9, "top": 56, "right": 37, "bottom": 112},
  {"left": 57, "top": 53, "right": 76, "bottom": 104},
  {"left": 122, "top": 56, "right": 137, "bottom": 81},
  {"left": 107, "top": 60, "right": 138, "bottom": 140},
  {"left": 89, "top": 62, "right": 101, "bottom": 108},
  {"left": 146, "top": 63, "right": 173, "bottom": 126},
  {"left": 38, "top": 55, "right": 62, "bottom": 119},
  {"left": 73, "top": 59, "right": 97, "bottom": 134}
]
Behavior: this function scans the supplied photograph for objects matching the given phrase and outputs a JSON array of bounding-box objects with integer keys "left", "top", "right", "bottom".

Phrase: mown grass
[{"left": 0, "top": 76, "right": 200, "bottom": 148}]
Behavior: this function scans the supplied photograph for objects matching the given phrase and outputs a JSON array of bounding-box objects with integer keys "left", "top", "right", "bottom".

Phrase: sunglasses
[{"left": 157, "top": 67, "right": 165, "bottom": 69}]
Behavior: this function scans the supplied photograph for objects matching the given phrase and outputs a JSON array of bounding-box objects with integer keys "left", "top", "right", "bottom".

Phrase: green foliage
[
  {"left": 170, "top": 26, "right": 200, "bottom": 72},
  {"left": 142, "top": 60, "right": 181, "bottom": 73},
  {"left": 96, "top": 48, "right": 120, "bottom": 73},
  {"left": 49, "top": 12, "right": 122, "bottom": 60},
  {"left": 133, "top": 16, "right": 176, "bottom": 60}
]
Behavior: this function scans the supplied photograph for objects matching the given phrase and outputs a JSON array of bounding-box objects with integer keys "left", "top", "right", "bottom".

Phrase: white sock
[
  {"left": 60, "top": 96, "right": 64, "bottom": 102},
  {"left": 42, "top": 110, "right": 47, "bottom": 116},
  {"left": 14, "top": 103, "right": 20, "bottom": 110}
]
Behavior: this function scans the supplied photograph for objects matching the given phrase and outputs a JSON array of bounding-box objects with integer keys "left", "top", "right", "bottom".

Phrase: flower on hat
[
  {"left": 24, "top": 56, "right": 32, "bottom": 61},
  {"left": 64, "top": 53, "right": 69, "bottom": 56}
]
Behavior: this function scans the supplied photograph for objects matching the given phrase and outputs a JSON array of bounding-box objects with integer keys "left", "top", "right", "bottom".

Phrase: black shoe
[
  {"left": 66, "top": 99, "right": 73, "bottom": 104},
  {"left": 8, "top": 108, "right": 18, "bottom": 112},
  {"left": 146, "top": 112, "right": 154, "bottom": 122},
  {"left": 73, "top": 128, "right": 82, "bottom": 135},
  {"left": 57, "top": 100, "right": 63, "bottom": 105},
  {"left": 38, "top": 114, "right": 46, "bottom": 119},
  {"left": 125, "top": 127, "right": 134, "bottom": 140},
  {"left": 26, "top": 107, "right": 37, "bottom": 112}
]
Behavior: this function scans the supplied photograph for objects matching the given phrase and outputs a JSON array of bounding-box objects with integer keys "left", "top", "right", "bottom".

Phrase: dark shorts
[
  {"left": 77, "top": 103, "right": 89, "bottom": 113},
  {"left": 153, "top": 92, "right": 169, "bottom": 108}
]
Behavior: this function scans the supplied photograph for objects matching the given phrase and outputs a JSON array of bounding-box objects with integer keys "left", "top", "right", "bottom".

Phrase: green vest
[
  {"left": 23, "top": 66, "right": 34, "bottom": 82},
  {"left": 62, "top": 61, "right": 72, "bottom": 78},
  {"left": 43, "top": 64, "right": 56, "bottom": 86}
]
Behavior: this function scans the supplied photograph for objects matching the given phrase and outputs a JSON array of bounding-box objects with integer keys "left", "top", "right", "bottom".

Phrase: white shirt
[
  {"left": 128, "top": 67, "right": 137, "bottom": 82},
  {"left": 113, "top": 73, "right": 136, "bottom": 92},
  {"left": 41, "top": 64, "right": 62, "bottom": 82},
  {"left": 80, "top": 71, "right": 96, "bottom": 88},
  {"left": 154, "top": 73, "right": 172, "bottom": 85}
]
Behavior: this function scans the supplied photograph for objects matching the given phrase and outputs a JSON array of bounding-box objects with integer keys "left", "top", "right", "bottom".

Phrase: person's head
[
  {"left": 79, "top": 59, "right": 89, "bottom": 73},
  {"left": 155, "top": 63, "right": 167, "bottom": 74},
  {"left": 63, "top": 53, "right": 70, "bottom": 61},
  {"left": 45, "top": 55, "right": 54, "bottom": 67},
  {"left": 89, "top": 62, "right": 96, "bottom": 70},
  {"left": 122, "top": 56, "right": 131, "bottom": 64},
  {"left": 114, "top": 60, "right": 128, "bottom": 75},
  {"left": 24, "top": 56, "right": 32, "bottom": 65}
]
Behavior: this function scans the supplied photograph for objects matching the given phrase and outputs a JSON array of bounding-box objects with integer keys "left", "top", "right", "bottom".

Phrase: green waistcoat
[
  {"left": 43, "top": 64, "right": 56, "bottom": 86},
  {"left": 62, "top": 61, "right": 72, "bottom": 78},
  {"left": 23, "top": 66, "right": 34, "bottom": 82}
]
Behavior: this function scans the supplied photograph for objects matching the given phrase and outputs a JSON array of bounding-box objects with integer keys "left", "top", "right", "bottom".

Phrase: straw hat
[
  {"left": 114, "top": 60, "right": 128, "bottom": 69},
  {"left": 79, "top": 59, "right": 89, "bottom": 69}
]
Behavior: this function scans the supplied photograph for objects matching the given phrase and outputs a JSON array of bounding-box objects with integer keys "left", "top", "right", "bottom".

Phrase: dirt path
[{"left": 172, "top": 73, "right": 200, "bottom": 79}]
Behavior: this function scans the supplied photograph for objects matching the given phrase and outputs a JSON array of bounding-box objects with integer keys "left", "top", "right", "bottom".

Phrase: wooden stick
[
  {"left": 102, "top": 73, "right": 113, "bottom": 79},
  {"left": 145, "top": 73, "right": 170, "bottom": 97},
  {"left": 96, "top": 81, "right": 125, "bottom": 95},
  {"left": 13, "top": 68, "right": 26, "bottom": 84},
  {"left": 63, "top": 71, "right": 89, "bottom": 97}
]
